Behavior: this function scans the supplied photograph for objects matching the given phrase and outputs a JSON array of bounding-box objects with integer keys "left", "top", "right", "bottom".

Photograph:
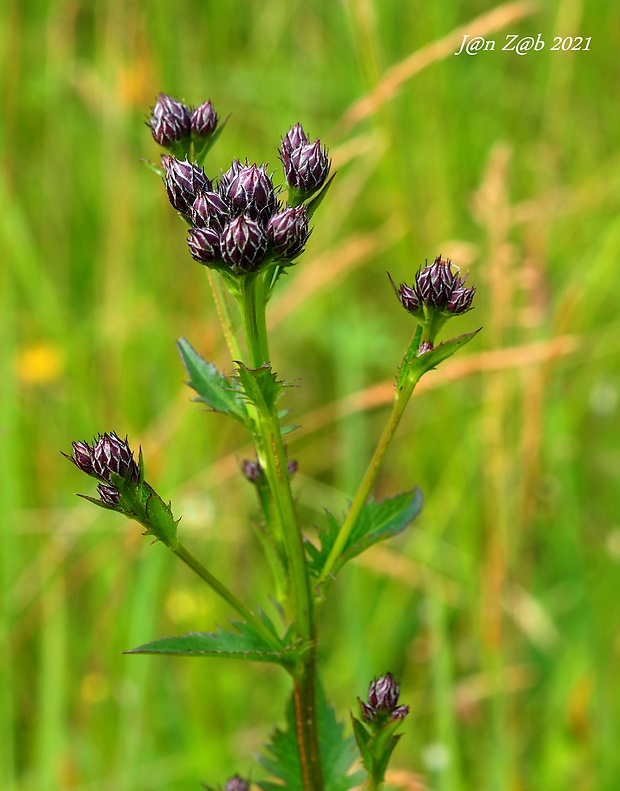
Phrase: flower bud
[
  {"left": 191, "top": 100, "right": 218, "bottom": 137},
  {"left": 92, "top": 432, "right": 141, "bottom": 484},
  {"left": 97, "top": 483, "right": 120, "bottom": 507},
  {"left": 218, "top": 159, "right": 242, "bottom": 195},
  {"left": 361, "top": 673, "right": 409, "bottom": 724},
  {"left": 163, "top": 156, "right": 211, "bottom": 217},
  {"left": 191, "top": 191, "right": 230, "bottom": 233},
  {"left": 65, "top": 440, "right": 96, "bottom": 476},
  {"left": 446, "top": 283, "right": 476, "bottom": 315},
  {"left": 220, "top": 215, "right": 268, "bottom": 272},
  {"left": 368, "top": 673, "right": 400, "bottom": 711},
  {"left": 224, "top": 776, "right": 250, "bottom": 791},
  {"left": 221, "top": 163, "right": 277, "bottom": 225},
  {"left": 395, "top": 281, "right": 422, "bottom": 314},
  {"left": 283, "top": 139, "right": 330, "bottom": 193},
  {"left": 360, "top": 700, "right": 376, "bottom": 723},
  {"left": 241, "top": 459, "right": 264, "bottom": 484},
  {"left": 415, "top": 256, "right": 456, "bottom": 309},
  {"left": 64, "top": 433, "right": 141, "bottom": 485},
  {"left": 281, "top": 122, "right": 310, "bottom": 154},
  {"left": 267, "top": 206, "right": 310, "bottom": 259},
  {"left": 187, "top": 227, "right": 221, "bottom": 264},
  {"left": 149, "top": 93, "right": 191, "bottom": 147}
]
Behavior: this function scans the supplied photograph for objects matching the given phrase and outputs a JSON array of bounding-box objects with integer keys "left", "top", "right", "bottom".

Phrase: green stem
[
  {"left": 316, "top": 328, "right": 422, "bottom": 590},
  {"left": 172, "top": 542, "right": 282, "bottom": 653},
  {"left": 239, "top": 271, "right": 323, "bottom": 791},
  {"left": 240, "top": 273, "right": 270, "bottom": 368}
]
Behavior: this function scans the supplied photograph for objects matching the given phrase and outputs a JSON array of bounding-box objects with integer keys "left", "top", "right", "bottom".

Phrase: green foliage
[
  {"left": 177, "top": 337, "right": 250, "bottom": 425},
  {"left": 258, "top": 682, "right": 363, "bottom": 791},
  {"left": 236, "top": 362, "right": 287, "bottom": 413},
  {"left": 397, "top": 329, "right": 482, "bottom": 392},
  {"left": 126, "top": 620, "right": 305, "bottom": 667},
  {"left": 4, "top": 0, "right": 618, "bottom": 788},
  {"left": 351, "top": 715, "right": 403, "bottom": 789},
  {"left": 307, "top": 489, "right": 423, "bottom": 577}
]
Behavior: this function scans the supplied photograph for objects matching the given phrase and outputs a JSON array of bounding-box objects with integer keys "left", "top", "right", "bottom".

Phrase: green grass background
[{"left": 2, "top": 1, "right": 619, "bottom": 789}]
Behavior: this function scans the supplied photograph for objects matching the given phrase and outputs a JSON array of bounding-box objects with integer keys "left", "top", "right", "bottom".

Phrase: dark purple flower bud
[
  {"left": 281, "top": 123, "right": 310, "bottom": 154},
  {"left": 446, "top": 284, "right": 476, "bottom": 314},
  {"left": 191, "top": 100, "right": 218, "bottom": 137},
  {"left": 221, "top": 163, "right": 277, "bottom": 225},
  {"left": 191, "top": 191, "right": 230, "bottom": 233},
  {"left": 287, "top": 459, "right": 298, "bottom": 477},
  {"left": 360, "top": 699, "right": 377, "bottom": 723},
  {"left": 218, "top": 159, "right": 243, "bottom": 195},
  {"left": 267, "top": 206, "right": 310, "bottom": 259},
  {"left": 224, "top": 776, "right": 250, "bottom": 791},
  {"left": 163, "top": 156, "right": 211, "bottom": 217},
  {"left": 368, "top": 673, "right": 400, "bottom": 712},
  {"left": 90, "top": 433, "right": 141, "bottom": 484},
  {"left": 187, "top": 226, "right": 221, "bottom": 263},
  {"left": 390, "top": 705, "right": 410, "bottom": 720},
  {"left": 220, "top": 215, "right": 268, "bottom": 273},
  {"left": 149, "top": 93, "right": 191, "bottom": 146},
  {"left": 397, "top": 281, "right": 422, "bottom": 314},
  {"left": 97, "top": 483, "right": 121, "bottom": 506},
  {"left": 417, "top": 341, "right": 434, "bottom": 355},
  {"left": 416, "top": 256, "right": 457, "bottom": 309},
  {"left": 284, "top": 140, "right": 330, "bottom": 193},
  {"left": 241, "top": 459, "right": 264, "bottom": 484},
  {"left": 64, "top": 440, "right": 96, "bottom": 476}
]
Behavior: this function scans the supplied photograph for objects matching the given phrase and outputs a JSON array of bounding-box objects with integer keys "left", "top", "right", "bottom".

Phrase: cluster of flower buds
[
  {"left": 359, "top": 673, "right": 409, "bottom": 724},
  {"left": 392, "top": 256, "right": 476, "bottom": 319},
  {"left": 149, "top": 93, "right": 218, "bottom": 148},
  {"left": 63, "top": 432, "right": 141, "bottom": 508},
  {"left": 161, "top": 122, "right": 329, "bottom": 277}
]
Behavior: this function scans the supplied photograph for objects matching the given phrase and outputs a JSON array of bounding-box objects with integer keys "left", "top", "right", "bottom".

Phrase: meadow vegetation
[{"left": 1, "top": 1, "right": 619, "bottom": 790}]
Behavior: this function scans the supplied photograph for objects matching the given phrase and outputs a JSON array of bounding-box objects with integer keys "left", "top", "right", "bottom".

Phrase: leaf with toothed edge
[
  {"left": 258, "top": 676, "right": 364, "bottom": 791},
  {"left": 307, "top": 489, "right": 423, "bottom": 578},
  {"left": 125, "top": 620, "right": 307, "bottom": 667},
  {"left": 177, "top": 337, "right": 250, "bottom": 425},
  {"left": 235, "top": 362, "right": 289, "bottom": 412}
]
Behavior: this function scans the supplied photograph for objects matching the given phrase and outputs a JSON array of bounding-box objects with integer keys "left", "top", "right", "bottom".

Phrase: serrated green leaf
[
  {"left": 125, "top": 620, "right": 301, "bottom": 666},
  {"left": 143, "top": 489, "right": 179, "bottom": 548},
  {"left": 309, "top": 490, "right": 422, "bottom": 577},
  {"left": 177, "top": 337, "right": 250, "bottom": 425},
  {"left": 235, "top": 362, "right": 286, "bottom": 412},
  {"left": 258, "top": 679, "right": 363, "bottom": 791}
]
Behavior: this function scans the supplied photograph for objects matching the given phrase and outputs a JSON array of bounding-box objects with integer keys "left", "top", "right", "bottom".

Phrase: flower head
[
  {"left": 360, "top": 673, "right": 409, "bottom": 724},
  {"left": 267, "top": 206, "right": 311, "bottom": 259},
  {"left": 163, "top": 156, "right": 211, "bottom": 218},
  {"left": 392, "top": 256, "right": 476, "bottom": 318},
  {"left": 280, "top": 129, "right": 330, "bottom": 196},
  {"left": 220, "top": 215, "right": 269, "bottom": 273},
  {"left": 149, "top": 93, "right": 191, "bottom": 147},
  {"left": 220, "top": 163, "right": 277, "bottom": 225},
  {"left": 191, "top": 100, "right": 218, "bottom": 138}
]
